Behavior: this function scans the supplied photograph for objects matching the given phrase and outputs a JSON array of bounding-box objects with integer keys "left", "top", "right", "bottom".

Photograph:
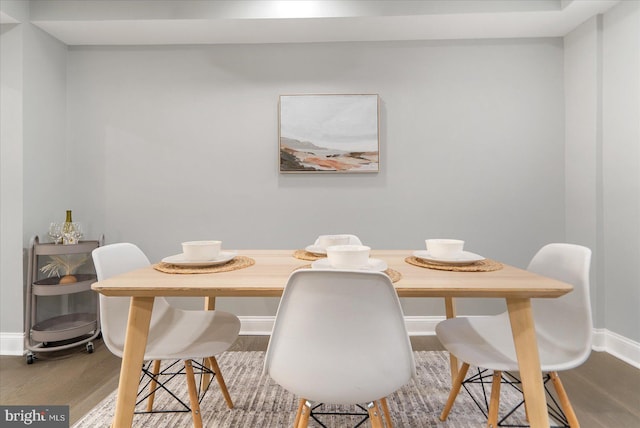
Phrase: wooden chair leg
[
  {"left": 487, "top": 370, "right": 502, "bottom": 428},
  {"left": 296, "top": 399, "right": 311, "bottom": 428},
  {"left": 200, "top": 357, "right": 212, "bottom": 391},
  {"left": 207, "top": 356, "right": 234, "bottom": 409},
  {"left": 293, "top": 398, "right": 306, "bottom": 428},
  {"left": 550, "top": 371, "right": 580, "bottom": 428},
  {"left": 146, "top": 360, "right": 162, "bottom": 412},
  {"left": 440, "top": 362, "right": 470, "bottom": 421},
  {"left": 183, "top": 359, "right": 203, "bottom": 428},
  {"left": 379, "top": 397, "right": 393, "bottom": 427},
  {"left": 367, "top": 401, "right": 384, "bottom": 428}
]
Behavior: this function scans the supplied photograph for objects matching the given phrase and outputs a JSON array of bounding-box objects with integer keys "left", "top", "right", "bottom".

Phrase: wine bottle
[{"left": 62, "top": 210, "right": 77, "bottom": 245}]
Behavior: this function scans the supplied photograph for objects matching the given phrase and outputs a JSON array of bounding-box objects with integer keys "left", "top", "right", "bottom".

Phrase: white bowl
[
  {"left": 425, "top": 239, "right": 464, "bottom": 258},
  {"left": 181, "top": 240, "right": 221, "bottom": 261},
  {"left": 326, "top": 245, "right": 371, "bottom": 269},
  {"left": 317, "top": 234, "right": 351, "bottom": 249}
]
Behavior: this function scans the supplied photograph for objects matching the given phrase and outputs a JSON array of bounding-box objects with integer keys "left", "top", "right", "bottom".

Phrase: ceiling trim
[{"left": 23, "top": 0, "right": 621, "bottom": 45}]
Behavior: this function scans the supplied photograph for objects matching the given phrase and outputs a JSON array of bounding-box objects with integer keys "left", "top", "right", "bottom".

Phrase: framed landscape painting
[{"left": 279, "top": 94, "right": 380, "bottom": 173}]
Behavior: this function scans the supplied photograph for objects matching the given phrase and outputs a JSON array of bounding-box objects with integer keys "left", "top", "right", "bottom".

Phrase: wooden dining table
[{"left": 91, "top": 249, "right": 573, "bottom": 428}]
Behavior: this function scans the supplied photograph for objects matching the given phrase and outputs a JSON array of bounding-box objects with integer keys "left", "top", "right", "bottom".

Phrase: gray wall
[
  {"left": 564, "top": 16, "right": 601, "bottom": 328},
  {"left": 66, "top": 39, "right": 565, "bottom": 316},
  {"left": 1, "top": 0, "right": 68, "bottom": 347},
  {"left": 0, "top": 18, "right": 25, "bottom": 341},
  {"left": 601, "top": 2, "right": 640, "bottom": 343},
  {"left": 564, "top": 1, "right": 640, "bottom": 347}
]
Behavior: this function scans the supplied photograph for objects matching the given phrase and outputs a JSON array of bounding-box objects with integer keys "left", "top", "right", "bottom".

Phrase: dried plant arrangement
[{"left": 40, "top": 254, "right": 89, "bottom": 284}]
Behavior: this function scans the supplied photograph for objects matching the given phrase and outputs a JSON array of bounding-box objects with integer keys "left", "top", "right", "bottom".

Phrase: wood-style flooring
[{"left": 1, "top": 336, "right": 638, "bottom": 427}]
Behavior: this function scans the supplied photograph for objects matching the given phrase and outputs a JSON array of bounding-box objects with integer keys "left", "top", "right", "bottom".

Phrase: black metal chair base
[
  {"left": 134, "top": 359, "right": 215, "bottom": 415},
  {"left": 462, "top": 368, "right": 570, "bottom": 428},
  {"left": 310, "top": 403, "right": 371, "bottom": 428}
]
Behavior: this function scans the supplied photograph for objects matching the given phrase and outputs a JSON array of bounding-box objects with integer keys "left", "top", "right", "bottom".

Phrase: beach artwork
[{"left": 279, "top": 94, "right": 379, "bottom": 173}]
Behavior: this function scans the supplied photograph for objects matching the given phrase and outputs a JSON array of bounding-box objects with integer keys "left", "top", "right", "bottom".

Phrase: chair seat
[
  {"left": 436, "top": 312, "right": 590, "bottom": 373},
  {"left": 108, "top": 308, "right": 240, "bottom": 360}
]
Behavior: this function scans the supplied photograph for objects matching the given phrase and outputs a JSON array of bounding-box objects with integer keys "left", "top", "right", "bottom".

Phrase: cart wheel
[
  {"left": 86, "top": 342, "right": 94, "bottom": 354},
  {"left": 26, "top": 353, "right": 35, "bottom": 364}
]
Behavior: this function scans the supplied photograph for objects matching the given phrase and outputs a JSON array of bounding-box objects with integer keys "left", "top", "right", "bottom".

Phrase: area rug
[{"left": 73, "top": 351, "right": 529, "bottom": 427}]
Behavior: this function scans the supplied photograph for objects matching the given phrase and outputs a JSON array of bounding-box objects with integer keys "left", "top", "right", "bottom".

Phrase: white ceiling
[{"left": 3, "top": 0, "right": 621, "bottom": 45}]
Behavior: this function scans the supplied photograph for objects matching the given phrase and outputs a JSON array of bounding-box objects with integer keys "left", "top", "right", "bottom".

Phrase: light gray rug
[{"left": 73, "top": 351, "right": 529, "bottom": 427}]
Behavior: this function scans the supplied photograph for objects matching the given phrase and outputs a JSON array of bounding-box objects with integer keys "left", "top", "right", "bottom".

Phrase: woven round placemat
[
  {"left": 384, "top": 268, "right": 402, "bottom": 283},
  {"left": 293, "top": 249, "right": 325, "bottom": 261},
  {"left": 153, "top": 256, "right": 255, "bottom": 274},
  {"left": 404, "top": 256, "right": 503, "bottom": 272},
  {"left": 294, "top": 265, "right": 402, "bottom": 283}
]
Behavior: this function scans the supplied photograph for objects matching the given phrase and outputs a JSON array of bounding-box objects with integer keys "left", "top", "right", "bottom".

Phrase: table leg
[
  {"left": 444, "top": 297, "right": 459, "bottom": 384},
  {"left": 204, "top": 296, "right": 216, "bottom": 311},
  {"left": 112, "top": 296, "right": 154, "bottom": 428},
  {"left": 506, "top": 298, "right": 549, "bottom": 428},
  {"left": 201, "top": 296, "right": 217, "bottom": 389}
]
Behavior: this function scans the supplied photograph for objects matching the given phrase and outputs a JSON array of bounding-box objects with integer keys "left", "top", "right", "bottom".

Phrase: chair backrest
[
  {"left": 345, "top": 235, "right": 363, "bottom": 245},
  {"left": 528, "top": 243, "right": 593, "bottom": 368},
  {"left": 92, "top": 243, "right": 171, "bottom": 357},
  {"left": 314, "top": 234, "right": 363, "bottom": 245},
  {"left": 264, "top": 270, "right": 415, "bottom": 405}
]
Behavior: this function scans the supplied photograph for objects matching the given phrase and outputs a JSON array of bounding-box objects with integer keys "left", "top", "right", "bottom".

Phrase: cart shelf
[
  {"left": 31, "top": 313, "right": 97, "bottom": 343},
  {"left": 32, "top": 274, "right": 97, "bottom": 296}
]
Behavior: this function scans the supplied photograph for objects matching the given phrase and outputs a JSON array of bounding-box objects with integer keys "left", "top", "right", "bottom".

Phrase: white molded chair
[
  {"left": 264, "top": 270, "right": 416, "bottom": 428},
  {"left": 436, "top": 243, "right": 592, "bottom": 427},
  {"left": 314, "top": 234, "right": 363, "bottom": 245},
  {"left": 92, "top": 243, "right": 241, "bottom": 428}
]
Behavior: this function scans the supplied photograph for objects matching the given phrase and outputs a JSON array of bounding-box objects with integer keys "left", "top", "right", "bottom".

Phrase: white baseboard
[
  {"left": 237, "top": 316, "right": 277, "bottom": 335},
  {"left": 3, "top": 318, "right": 639, "bottom": 369},
  {"left": 0, "top": 332, "right": 25, "bottom": 356},
  {"left": 237, "top": 315, "right": 443, "bottom": 336},
  {"left": 592, "top": 328, "right": 640, "bottom": 369},
  {"left": 240, "top": 316, "right": 640, "bottom": 369}
]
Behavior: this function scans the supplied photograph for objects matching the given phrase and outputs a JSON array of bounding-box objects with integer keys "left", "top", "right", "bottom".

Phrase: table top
[{"left": 91, "top": 250, "right": 573, "bottom": 299}]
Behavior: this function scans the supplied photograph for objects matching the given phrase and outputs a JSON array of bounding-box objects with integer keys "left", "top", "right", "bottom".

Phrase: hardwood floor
[
  {"left": 1, "top": 336, "right": 638, "bottom": 427},
  {"left": 0, "top": 339, "right": 120, "bottom": 425}
]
